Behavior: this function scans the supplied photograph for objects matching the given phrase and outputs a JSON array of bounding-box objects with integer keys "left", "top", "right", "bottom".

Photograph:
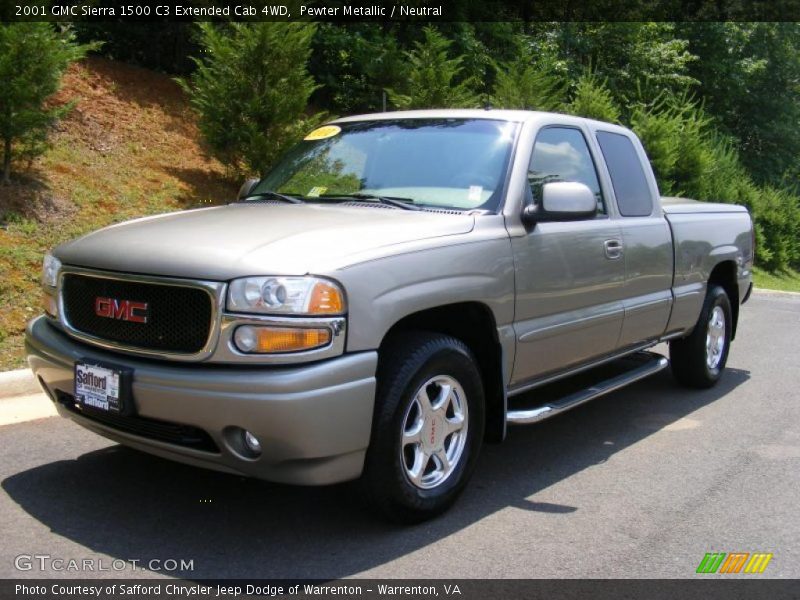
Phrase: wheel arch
[
  {"left": 708, "top": 260, "right": 740, "bottom": 339},
  {"left": 379, "top": 302, "right": 507, "bottom": 444}
]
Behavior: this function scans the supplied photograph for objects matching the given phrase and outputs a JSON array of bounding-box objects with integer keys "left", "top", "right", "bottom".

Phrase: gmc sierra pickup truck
[{"left": 26, "top": 110, "right": 754, "bottom": 522}]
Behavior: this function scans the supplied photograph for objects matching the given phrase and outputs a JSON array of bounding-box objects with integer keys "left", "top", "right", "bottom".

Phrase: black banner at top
[{"left": 4, "top": 0, "right": 800, "bottom": 22}]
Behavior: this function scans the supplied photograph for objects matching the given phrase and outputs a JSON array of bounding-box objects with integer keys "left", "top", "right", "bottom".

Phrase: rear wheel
[
  {"left": 362, "top": 332, "right": 484, "bottom": 523},
  {"left": 670, "top": 284, "right": 732, "bottom": 389}
]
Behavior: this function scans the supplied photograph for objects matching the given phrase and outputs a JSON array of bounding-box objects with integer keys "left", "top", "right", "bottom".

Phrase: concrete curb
[
  {"left": 0, "top": 368, "right": 39, "bottom": 400},
  {"left": 753, "top": 287, "right": 800, "bottom": 297}
]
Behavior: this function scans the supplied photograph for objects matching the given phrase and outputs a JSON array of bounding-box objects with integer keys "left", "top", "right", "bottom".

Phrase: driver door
[{"left": 510, "top": 126, "right": 626, "bottom": 385}]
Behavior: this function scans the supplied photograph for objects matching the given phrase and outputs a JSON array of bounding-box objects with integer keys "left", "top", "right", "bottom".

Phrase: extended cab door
[
  {"left": 510, "top": 125, "right": 626, "bottom": 385},
  {"left": 593, "top": 130, "right": 673, "bottom": 346}
]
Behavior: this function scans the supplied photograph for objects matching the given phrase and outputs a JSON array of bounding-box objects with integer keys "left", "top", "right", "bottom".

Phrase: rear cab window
[{"left": 595, "top": 131, "right": 654, "bottom": 217}]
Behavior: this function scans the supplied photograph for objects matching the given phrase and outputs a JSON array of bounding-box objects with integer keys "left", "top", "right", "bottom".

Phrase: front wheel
[
  {"left": 362, "top": 332, "right": 485, "bottom": 523},
  {"left": 670, "top": 284, "right": 732, "bottom": 389}
]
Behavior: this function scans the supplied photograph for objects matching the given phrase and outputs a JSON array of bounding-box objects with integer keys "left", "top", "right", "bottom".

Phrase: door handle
[{"left": 604, "top": 239, "right": 624, "bottom": 260}]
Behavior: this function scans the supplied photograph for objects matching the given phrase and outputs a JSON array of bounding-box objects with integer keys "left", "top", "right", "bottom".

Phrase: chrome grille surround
[
  {"left": 57, "top": 266, "right": 225, "bottom": 362},
  {"left": 55, "top": 266, "right": 347, "bottom": 364}
]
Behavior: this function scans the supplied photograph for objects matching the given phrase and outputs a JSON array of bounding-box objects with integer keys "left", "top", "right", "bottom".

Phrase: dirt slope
[{"left": 0, "top": 56, "right": 237, "bottom": 369}]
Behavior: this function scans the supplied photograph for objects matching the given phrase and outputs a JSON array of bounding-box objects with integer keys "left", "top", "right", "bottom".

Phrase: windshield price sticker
[
  {"left": 304, "top": 125, "right": 341, "bottom": 141},
  {"left": 307, "top": 186, "right": 328, "bottom": 197}
]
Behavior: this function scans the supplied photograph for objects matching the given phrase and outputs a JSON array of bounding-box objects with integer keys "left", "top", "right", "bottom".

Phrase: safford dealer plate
[{"left": 74, "top": 361, "right": 131, "bottom": 413}]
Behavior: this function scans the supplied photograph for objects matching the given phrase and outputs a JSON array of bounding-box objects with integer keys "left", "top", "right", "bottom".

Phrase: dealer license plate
[{"left": 74, "top": 362, "right": 126, "bottom": 413}]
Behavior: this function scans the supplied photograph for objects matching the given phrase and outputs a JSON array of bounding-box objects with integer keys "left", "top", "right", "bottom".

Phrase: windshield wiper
[
  {"left": 326, "top": 193, "right": 422, "bottom": 211},
  {"left": 242, "top": 191, "right": 304, "bottom": 204}
]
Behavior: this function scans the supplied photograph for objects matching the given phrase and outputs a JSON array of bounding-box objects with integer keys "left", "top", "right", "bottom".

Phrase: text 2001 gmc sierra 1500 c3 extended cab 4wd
[{"left": 26, "top": 110, "right": 754, "bottom": 521}]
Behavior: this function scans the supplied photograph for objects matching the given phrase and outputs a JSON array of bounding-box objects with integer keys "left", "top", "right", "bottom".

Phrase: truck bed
[
  {"left": 661, "top": 196, "right": 750, "bottom": 214},
  {"left": 662, "top": 196, "right": 753, "bottom": 335}
]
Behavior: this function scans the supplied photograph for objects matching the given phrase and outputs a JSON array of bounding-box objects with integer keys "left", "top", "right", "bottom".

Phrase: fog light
[
  {"left": 243, "top": 430, "right": 261, "bottom": 455},
  {"left": 233, "top": 326, "right": 258, "bottom": 352}
]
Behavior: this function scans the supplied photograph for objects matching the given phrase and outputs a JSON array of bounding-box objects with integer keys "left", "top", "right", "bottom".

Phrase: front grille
[
  {"left": 61, "top": 273, "right": 213, "bottom": 354},
  {"left": 58, "top": 392, "right": 219, "bottom": 453}
]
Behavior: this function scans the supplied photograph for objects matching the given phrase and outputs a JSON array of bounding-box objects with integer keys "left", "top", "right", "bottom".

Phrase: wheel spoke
[
  {"left": 407, "top": 447, "right": 430, "bottom": 486},
  {"left": 416, "top": 388, "right": 433, "bottom": 415},
  {"left": 403, "top": 419, "right": 423, "bottom": 446},
  {"left": 444, "top": 413, "right": 465, "bottom": 435},
  {"left": 433, "top": 383, "right": 452, "bottom": 410},
  {"left": 434, "top": 449, "right": 451, "bottom": 473}
]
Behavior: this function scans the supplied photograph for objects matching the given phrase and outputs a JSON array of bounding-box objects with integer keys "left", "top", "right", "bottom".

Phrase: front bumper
[{"left": 25, "top": 316, "right": 377, "bottom": 485}]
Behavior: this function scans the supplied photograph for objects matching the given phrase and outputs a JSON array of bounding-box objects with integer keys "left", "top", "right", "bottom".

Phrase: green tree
[
  {"left": 565, "top": 73, "right": 621, "bottom": 123},
  {"left": 387, "top": 26, "right": 480, "bottom": 110},
  {"left": 180, "top": 23, "right": 321, "bottom": 176},
  {"left": 629, "top": 92, "right": 712, "bottom": 197},
  {"left": 0, "top": 23, "right": 91, "bottom": 185},
  {"left": 309, "top": 24, "right": 405, "bottom": 114},
  {"left": 677, "top": 22, "right": 800, "bottom": 186},
  {"left": 491, "top": 43, "right": 565, "bottom": 111},
  {"left": 538, "top": 22, "right": 698, "bottom": 107}
]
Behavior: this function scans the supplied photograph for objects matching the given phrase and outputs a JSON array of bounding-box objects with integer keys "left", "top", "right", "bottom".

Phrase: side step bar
[{"left": 507, "top": 352, "right": 669, "bottom": 425}]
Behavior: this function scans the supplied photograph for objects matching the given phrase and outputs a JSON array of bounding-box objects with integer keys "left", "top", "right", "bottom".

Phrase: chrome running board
[{"left": 507, "top": 352, "right": 669, "bottom": 425}]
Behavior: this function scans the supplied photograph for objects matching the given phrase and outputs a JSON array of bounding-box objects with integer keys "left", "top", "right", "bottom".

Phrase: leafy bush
[{"left": 179, "top": 23, "right": 322, "bottom": 177}]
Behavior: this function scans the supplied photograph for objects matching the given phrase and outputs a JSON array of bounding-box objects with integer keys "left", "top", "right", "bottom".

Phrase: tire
[
  {"left": 670, "top": 284, "right": 732, "bottom": 389},
  {"left": 362, "top": 332, "right": 485, "bottom": 523}
]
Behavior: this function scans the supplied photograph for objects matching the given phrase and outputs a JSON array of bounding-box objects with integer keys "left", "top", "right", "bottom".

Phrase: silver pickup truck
[{"left": 26, "top": 110, "right": 754, "bottom": 522}]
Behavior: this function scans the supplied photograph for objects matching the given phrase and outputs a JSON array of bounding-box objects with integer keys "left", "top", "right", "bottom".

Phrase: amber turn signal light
[
  {"left": 233, "top": 325, "right": 332, "bottom": 354},
  {"left": 308, "top": 281, "right": 345, "bottom": 315}
]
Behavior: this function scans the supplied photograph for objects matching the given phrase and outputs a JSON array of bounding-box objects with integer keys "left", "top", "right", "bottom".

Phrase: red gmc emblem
[{"left": 95, "top": 297, "right": 149, "bottom": 323}]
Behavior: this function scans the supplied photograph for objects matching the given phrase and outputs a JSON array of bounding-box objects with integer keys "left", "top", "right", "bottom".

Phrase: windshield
[{"left": 252, "top": 118, "right": 519, "bottom": 211}]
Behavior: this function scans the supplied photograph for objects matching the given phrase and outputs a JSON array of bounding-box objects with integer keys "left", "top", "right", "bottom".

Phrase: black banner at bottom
[{"left": 2, "top": 580, "right": 799, "bottom": 600}]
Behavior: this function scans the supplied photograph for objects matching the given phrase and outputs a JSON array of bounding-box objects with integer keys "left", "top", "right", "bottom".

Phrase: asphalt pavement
[{"left": 1, "top": 292, "right": 798, "bottom": 579}]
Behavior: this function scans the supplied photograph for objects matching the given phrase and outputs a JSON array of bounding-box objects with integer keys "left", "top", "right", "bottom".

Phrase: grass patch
[
  {"left": 0, "top": 57, "right": 237, "bottom": 371},
  {"left": 753, "top": 267, "right": 800, "bottom": 293}
]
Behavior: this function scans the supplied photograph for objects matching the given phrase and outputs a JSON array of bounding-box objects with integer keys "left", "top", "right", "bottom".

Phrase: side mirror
[
  {"left": 237, "top": 178, "right": 260, "bottom": 200},
  {"left": 522, "top": 181, "right": 597, "bottom": 225}
]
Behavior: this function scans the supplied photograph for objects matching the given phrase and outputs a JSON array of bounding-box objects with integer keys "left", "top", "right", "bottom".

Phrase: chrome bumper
[{"left": 25, "top": 316, "right": 377, "bottom": 485}]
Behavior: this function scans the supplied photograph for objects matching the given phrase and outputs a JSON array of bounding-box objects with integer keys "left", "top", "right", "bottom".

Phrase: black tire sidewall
[
  {"left": 364, "top": 334, "right": 485, "bottom": 521},
  {"left": 670, "top": 284, "right": 733, "bottom": 389}
]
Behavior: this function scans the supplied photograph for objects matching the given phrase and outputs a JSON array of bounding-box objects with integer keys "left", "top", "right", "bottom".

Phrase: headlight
[
  {"left": 227, "top": 276, "right": 345, "bottom": 315},
  {"left": 42, "top": 252, "right": 61, "bottom": 288}
]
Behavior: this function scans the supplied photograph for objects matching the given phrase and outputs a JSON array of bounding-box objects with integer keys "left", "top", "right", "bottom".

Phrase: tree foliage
[
  {"left": 565, "top": 73, "right": 621, "bottom": 123},
  {"left": 677, "top": 22, "right": 800, "bottom": 187},
  {"left": 179, "top": 23, "right": 321, "bottom": 177},
  {"left": 74, "top": 21, "right": 800, "bottom": 270},
  {"left": 491, "top": 43, "right": 565, "bottom": 111},
  {"left": 387, "top": 27, "right": 481, "bottom": 110},
  {"left": 0, "top": 23, "right": 92, "bottom": 184},
  {"left": 308, "top": 24, "right": 404, "bottom": 114}
]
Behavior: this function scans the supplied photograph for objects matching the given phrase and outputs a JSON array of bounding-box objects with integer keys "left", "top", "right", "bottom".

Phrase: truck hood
[{"left": 54, "top": 203, "right": 475, "bottom": 280}]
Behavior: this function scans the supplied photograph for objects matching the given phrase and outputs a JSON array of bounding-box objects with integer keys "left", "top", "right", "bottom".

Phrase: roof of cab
[
  {"left": 330, "top": 109, "right": 636, "bottom": 137},
  {"left": 332, "top": 108, "right": 544, "bottom": 123}
]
